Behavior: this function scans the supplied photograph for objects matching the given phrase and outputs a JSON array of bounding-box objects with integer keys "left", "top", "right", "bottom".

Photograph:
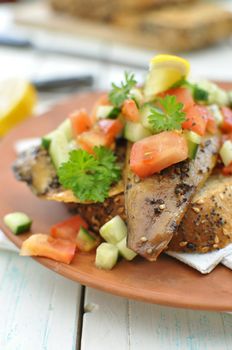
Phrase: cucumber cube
[
  {"left": 124, "top": 121, "right": 151, "bottom": 143},
  {"left": 220, "top": 140, "right": 232, "bottom": 166},
  {"left": 95, "top": 243, "right": 118, "bottom": 270},
  {"left": 49, "top": 130, "right": 70, "bottom": 169},
  {"left": 58, "top": 119, "right": 73, "bottom": 141},
  {"left": 4, "top": 212, "right": 32, "bottom": 235},
  {"left": 117, "top": 237, "right": 137, "bottom": 261},
  {"left": 99, "top": 215, "right": 127, "bottom": 244}
]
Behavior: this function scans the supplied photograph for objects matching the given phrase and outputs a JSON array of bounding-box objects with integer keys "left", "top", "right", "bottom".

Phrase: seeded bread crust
[
  {"left": 70, "top": 174, "right": 232, "bottom": 253},
  {"left": 168, "top": 175, "right": 232, "bottom": 253}
]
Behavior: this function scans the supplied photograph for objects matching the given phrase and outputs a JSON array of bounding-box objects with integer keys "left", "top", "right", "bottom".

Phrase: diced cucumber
[
  {"left": 68, "top": 139, "right": 78, "bottom": 151},
  {"left": 95, "top": 243, "right": 118, "bottom": 270},
  {"left": 220, "top": 140, "right": 232, "bottom": 166},
  {"left": 116, "top": 237, "right": 137, "bottom": 261},
  {"left": 99, "top": 215, "right": 127, "bottom": 245},
  {"left": 129, "top": 88, "right": 144, "bottom": 107},
  {"left": 58, "top": 119, "right": 73, "bottom": 141},
  {"left": 184, "top": 131, "right": 202, "bottom": 160},
  {"left": 96, "top": 105, "right": 120, "bottom": 119},
  {"left": 49, "top": 130, "right": 70, "bottom": 169},
  {"left": 208, "top": 105, "right": 223, "bottom": 126},
  {"left": 42, "top": 119, "right": 73, "bottom": 150},
  {"left": 3, "top": 212, "right": 32, "bottom": 235},
  {"left": 228, "top": 91, "right": 232, "bottom": 107},
  {"left": 140, "top": 103, "right": 154, "bottom": 131},
  {"left": 196, "top": 81, "right": 229, "bottom": 106},
  {"left": 187, "top": 141, "right": 199, "bottom": 160},
  {"left": 76, "top": 227, "right": 100, "bottom": 252},
  {"left": 41, "top": 130, "right": 57, "bottom": 150},
  {"left": 184, "top": 130, "right": 202, "bottom": 145},
  {"left": 96, "top": 106, "right": 114, "bottom": 119},
  {"left": 124, "top": 121, "right": 151, "bottom": 142}
]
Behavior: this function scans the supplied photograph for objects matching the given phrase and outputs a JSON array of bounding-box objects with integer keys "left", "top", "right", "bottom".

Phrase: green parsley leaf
[
  {"left": 109, "top": 72, "right": 137, "bottom": 108},
  {"left": 148, "top": 95, "right": 186, "bottom": 133},
  {"left": 57, "top": 147, "right": 121, "bottom": 203}
]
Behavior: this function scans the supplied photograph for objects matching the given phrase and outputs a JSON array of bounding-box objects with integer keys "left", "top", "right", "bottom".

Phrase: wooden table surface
[{"left": 1, "top": 1, "right": 232, "bottom": 349}]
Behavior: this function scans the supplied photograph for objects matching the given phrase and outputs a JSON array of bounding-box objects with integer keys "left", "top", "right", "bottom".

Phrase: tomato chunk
[
  {"left": 98, "top": 118, "right": 124, "bottom": 143},
  {"left": 50, "top": 215, "right": 88, "bottom": 242},
  {"left": 121, "top": 99, "right": 140, "bottom": 122},
  {"left": 222, "top": 162, "right": 232, "bottom": 176},
  {"left": 20, "top": 234, "right": 76, "bottom": 264},
  {"left": 130, "top": 131, "right": 188, "bottom": 178},
  {"left": 221, "top": 107, "right": 232, "bottom": 133},
  {"left": 182, "top": 105, "right": 207, "bottom": 136},
  {"left": 70, "top": 109, "right": 92, "bottom": 136},
  {"left": 77, "top": 130, "right": 110, "bottom": 153},
  {"left": 91, "top": 94, "right": 111, "bottom": 122},
  {"left": 160, "top": 87, "right": 194, "bottom": 111}
]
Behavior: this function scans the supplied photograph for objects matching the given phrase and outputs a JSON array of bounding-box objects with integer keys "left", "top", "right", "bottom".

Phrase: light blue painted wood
[
  {"left": 81, "top": 288, "right": 130, "bottom": 350},
  {"left": 83, "top": 288, "right": 232, "bottom": 350},
  {"left": 0, "top": 251, "right": 81, "bottom": 350}
]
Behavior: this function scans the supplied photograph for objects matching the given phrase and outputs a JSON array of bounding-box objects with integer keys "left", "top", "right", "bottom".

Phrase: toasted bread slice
[
  {"left": 73, "top": 174, "right": 232, "bottom": 253},
  {"left": 168, "top": 174, "right": 232, "bottom": 253}
]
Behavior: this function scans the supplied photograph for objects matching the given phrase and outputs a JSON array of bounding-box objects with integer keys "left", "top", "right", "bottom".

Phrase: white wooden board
[
  {"left": 0, "top": 251, "right": 81, "bottom": 350},
  {"left": 83, "top": 288, "right": 232, "bottom": 350}
]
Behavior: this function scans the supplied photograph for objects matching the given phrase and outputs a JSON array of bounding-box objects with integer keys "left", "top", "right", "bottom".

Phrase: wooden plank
[
  {"left": 13, "top": 2, "right": 232, "bottom": 52},
  {"left": 81, "top": 288, "right": 129, "bottom": 350},
  {"left": 0, "top": 251, "right": 81, "bottom": 350},
  {"left": 83, "top": 287, "right": 232, "bottom": 350}
]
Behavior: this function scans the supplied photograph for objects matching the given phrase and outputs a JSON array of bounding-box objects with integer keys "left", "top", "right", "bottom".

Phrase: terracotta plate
[{"left": 1, "top": 87, "right": 232, "bottom": 312}]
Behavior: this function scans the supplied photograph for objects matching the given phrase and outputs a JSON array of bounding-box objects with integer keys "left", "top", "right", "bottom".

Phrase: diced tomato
[
  {"left": 50, "top": 215, "right": 88, "bottom": 242},
  {"left": 221, "top": 107, "right": 232, "bottom": 133},
  {"left": 195, "top": 106, "right": 217, "bottom": 135},
  {"left": 20, "top": 234, "right": 76, "bottom": 264},
  {"left": 182, "top": 105, "right": 207, "bottom": 136},
  {"left": 222, "top": 132, "right": 232, "bottom": 144},
  {"left": 91, "top": 94, "right": 111, "bottom": 122},
  {"left": 98, "top": 118, "right": 124, "bottom": 143},
  {"left": 159, "top": 87, "right": 194, "bottom": 111},
  {"left": 130, "top": 131, "right": 188, "bottom": 178},
  {"left": 222, "top": 162, "right": 232, "bottom": 176},
  {"left": 77, "top": 130, "right": 110, "bottom": 154},
  {"left": 70, "top": 109, "right": 92, "bottom": 136},
  {"left": 206, "top": 115, "right": 217, "bottom": 135},
  {"left": 121, "top": 99, "right": 140, "bottom": 122}
]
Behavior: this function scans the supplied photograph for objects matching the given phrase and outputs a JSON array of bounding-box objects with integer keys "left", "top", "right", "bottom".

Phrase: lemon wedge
[
  {"left": 144, "top": 54, "right": 190, "bottom": 99},
  {"left": 0, "top": 79, "right": 37, "bottom": 137}
]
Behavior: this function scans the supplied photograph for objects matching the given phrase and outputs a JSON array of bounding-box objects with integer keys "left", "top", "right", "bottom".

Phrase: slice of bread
[
  {"left": 71, "top": 174, "right": 232, "bottom": 253},
  {"left": 169, "top": 174, "right": 232, "bottom": 253}
]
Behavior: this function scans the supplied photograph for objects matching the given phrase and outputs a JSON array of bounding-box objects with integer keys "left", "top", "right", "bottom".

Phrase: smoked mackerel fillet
[{"left": 125, "top": 135, "right": 220, "bottom": 261}]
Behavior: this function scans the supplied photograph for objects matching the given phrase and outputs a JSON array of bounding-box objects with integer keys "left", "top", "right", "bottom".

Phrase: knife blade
[{"left": 0, "top": 32, "right": 147, "bottom": 70}]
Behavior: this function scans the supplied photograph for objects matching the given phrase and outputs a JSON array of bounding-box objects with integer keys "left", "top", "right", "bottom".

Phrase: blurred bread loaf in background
[
  {"left": 15, "top": 1, "right": 232, "bottom": 52},
  {"left": 49, "top": 0, "right": 197, "bottom": 21}
]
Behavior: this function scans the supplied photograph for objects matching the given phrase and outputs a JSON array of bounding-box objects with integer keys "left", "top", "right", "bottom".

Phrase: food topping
[{"left": 57, "top": 146, "right": 121, "bottom": 202}]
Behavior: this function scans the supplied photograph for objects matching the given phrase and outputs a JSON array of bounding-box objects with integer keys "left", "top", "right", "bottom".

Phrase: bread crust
[{"left": 71, "top": 174, "right": 232, "bottom": 253}]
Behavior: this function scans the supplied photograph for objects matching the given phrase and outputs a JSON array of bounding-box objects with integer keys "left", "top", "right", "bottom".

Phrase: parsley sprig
[
  {"left": 58, "top": 147, "right": 121, "bottom": 203},
  {"left": 148, "top": 95, "right": 186, "bottom": 133},
  {"left": 109, "top": 72, "right": 137, "bottom": 108}
]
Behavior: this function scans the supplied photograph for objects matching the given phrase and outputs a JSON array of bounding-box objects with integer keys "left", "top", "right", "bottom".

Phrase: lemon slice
[
  {"left": 144, "top": 54, "right": 190, "bottom": 99},
  {"left": 0, "top": 79, "right": 37, "bottom": 137}
]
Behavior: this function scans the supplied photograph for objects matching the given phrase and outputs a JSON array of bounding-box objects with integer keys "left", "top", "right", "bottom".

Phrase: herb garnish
[
  {"left": 148, "top": 95, "right": 186, "bottom": 133},
  {"left": 109, "top": 72, "right": 137, "bottom": 108},
  {"left": 58, "top": 147, "right": 121, "bottom": 203}
]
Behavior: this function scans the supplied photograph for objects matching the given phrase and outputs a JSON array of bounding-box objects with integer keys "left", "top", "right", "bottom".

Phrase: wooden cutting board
[{"left": 14, "top": 2, "right": 232, "bottom": 52}]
